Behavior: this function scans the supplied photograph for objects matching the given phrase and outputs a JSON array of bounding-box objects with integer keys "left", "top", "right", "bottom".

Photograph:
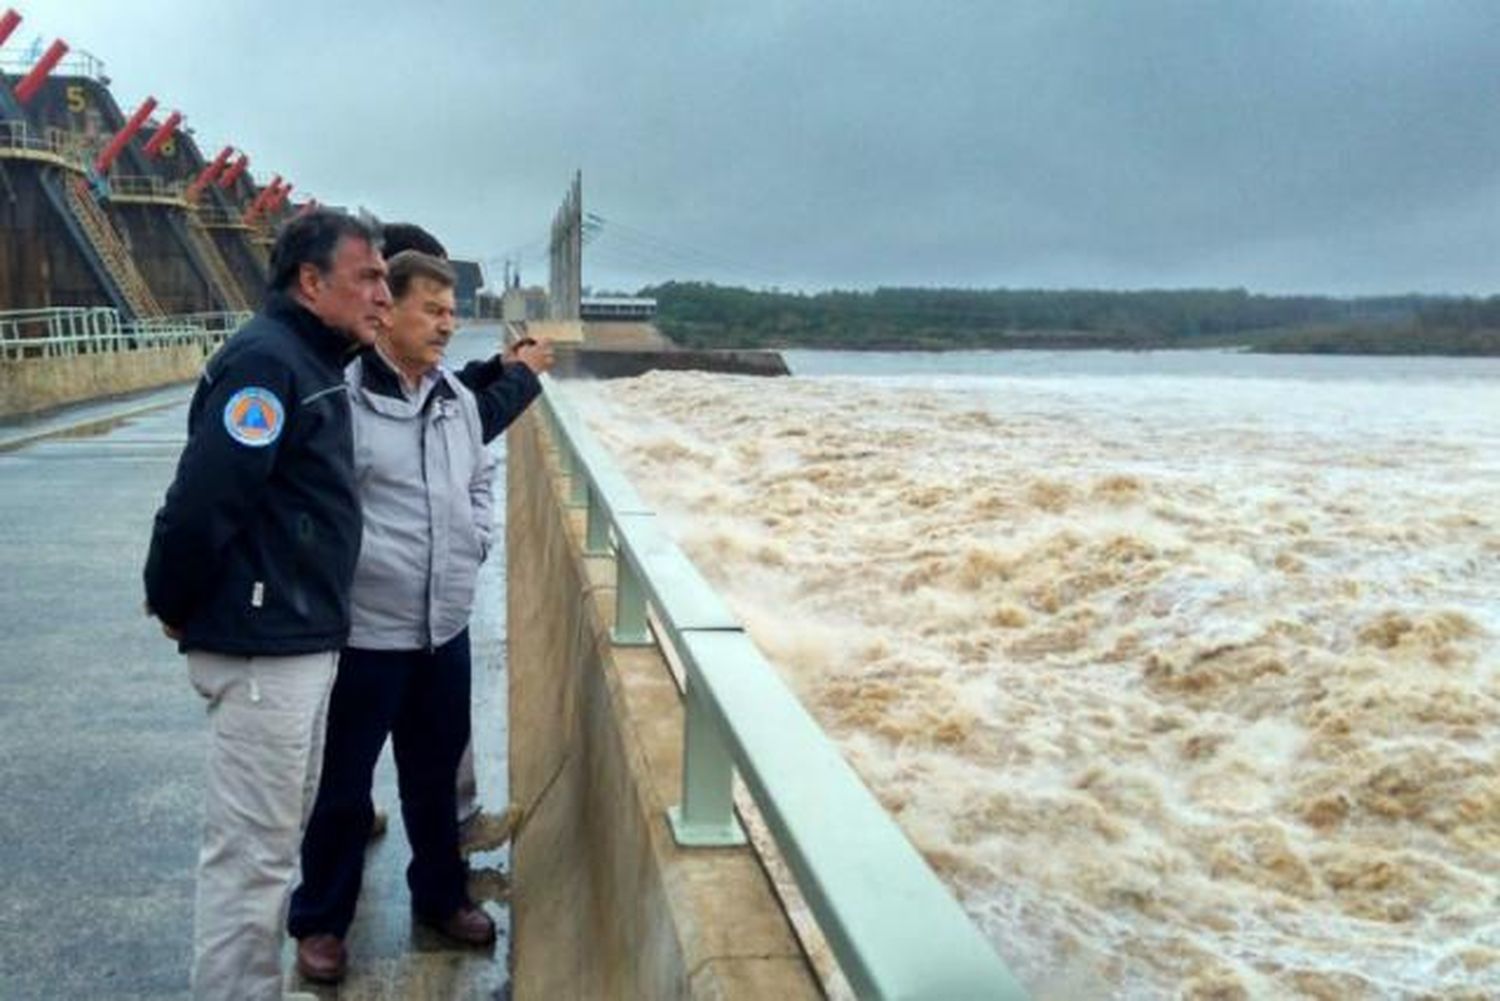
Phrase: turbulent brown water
[{"left": 568, "top": 352, "right": 1500, "bottom": 1000}]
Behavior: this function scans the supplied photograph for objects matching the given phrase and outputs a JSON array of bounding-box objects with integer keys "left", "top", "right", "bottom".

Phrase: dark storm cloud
[{"left": 17, "top": 1, "right": 1500, "bottom": 294}]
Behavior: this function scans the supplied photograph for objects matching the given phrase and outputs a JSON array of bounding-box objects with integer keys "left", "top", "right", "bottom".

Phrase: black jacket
[
  {"left": 452, "top": 354, "right": 542, "bottom": 443},
  {"left": 144, "top": 294, "right": 363, "bottom": 655}
]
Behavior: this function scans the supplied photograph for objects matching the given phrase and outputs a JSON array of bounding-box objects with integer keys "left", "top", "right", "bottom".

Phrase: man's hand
[
  {"left": 500, "top": 336, "right": 534, "bottom": 364},
  {"left": 144, "top": 600, "right": 184, "bottom": 641},
  {"left": 513, "top": 340, "right": 554, "bottom": 374}
]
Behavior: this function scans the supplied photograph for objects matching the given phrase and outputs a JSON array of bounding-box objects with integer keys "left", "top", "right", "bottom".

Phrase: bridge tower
[{"left": 547, "top": 169, "right": 581, "bottom": 320}]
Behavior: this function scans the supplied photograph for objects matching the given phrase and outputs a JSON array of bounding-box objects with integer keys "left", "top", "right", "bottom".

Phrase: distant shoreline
[
  {"left": 670, "top": 331, "right": 1500, "bottom": 358},
  {"left": 644, "top": 282, "right": 1500, "bottom": 358}
]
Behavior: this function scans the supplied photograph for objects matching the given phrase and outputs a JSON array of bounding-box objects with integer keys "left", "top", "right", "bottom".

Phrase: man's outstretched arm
[{"left": 459, "top": 340, "right": 555, "bottom": 443}]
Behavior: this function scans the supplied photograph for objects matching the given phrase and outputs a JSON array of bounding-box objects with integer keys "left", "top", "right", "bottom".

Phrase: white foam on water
[{"left": 571, "top": 358, "right": 1500, "bottom": 1000}]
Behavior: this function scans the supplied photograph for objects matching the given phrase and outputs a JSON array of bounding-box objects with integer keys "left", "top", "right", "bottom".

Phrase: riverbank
[{"left": 645, "top": 282, "right": 1500, "bottom": 357}]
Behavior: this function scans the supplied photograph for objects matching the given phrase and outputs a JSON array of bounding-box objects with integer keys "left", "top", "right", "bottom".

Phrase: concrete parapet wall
[
  {"left": 0, "top": 344, "right": 204, "bottom": 418},
  {"left": 524, "top": 320, "right": 586, "bottom": 343},
  {"left": 506, "top": 411, "right": 821, "bottom": 1000},
  {"left": 582, "top": 321, "right": 674, "bottom": 349}
]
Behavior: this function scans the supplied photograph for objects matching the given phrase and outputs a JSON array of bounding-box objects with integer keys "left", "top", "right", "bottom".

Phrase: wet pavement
[
  {"left": 0, "top": 382, "right": 193, "bottom": 452},
  {"left": 0, "top": 328, "right": 513, "bottom": 999}
]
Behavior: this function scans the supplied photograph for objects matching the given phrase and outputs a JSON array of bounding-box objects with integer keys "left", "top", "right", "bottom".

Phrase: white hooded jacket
[{"left": 344, "top": 350, "right": 495, "bottom": 650}]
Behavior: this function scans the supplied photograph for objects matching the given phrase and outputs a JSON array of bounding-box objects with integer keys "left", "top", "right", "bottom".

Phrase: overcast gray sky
[{"left": 13, "top": 1, "right": 1500, "bottom": 296}]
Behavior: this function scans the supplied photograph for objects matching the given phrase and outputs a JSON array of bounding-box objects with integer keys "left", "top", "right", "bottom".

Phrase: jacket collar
[
  {"left": 353, "top": 349, "right": 457, "bottom": 418},
  {"left": 264, "top": 291, "right": 362, "bottom": 368}
]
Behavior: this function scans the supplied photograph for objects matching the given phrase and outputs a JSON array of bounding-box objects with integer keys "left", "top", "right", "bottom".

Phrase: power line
[
  {"left": 485, "top": 206, "right": 792, "bottom": 292},
  {"left": 584, "top": 212, "right": 785, "bottom": 286}
]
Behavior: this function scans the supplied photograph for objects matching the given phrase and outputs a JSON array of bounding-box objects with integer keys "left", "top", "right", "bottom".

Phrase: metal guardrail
[
  {"left": 0, "top": 306, "right": 250, "bottom": 360},
  {"left": 193, "top": 205, "right": 248, "bottom": 228},
  {"left": 0, "top": 121, "right": 88, "bottom": 170},
  {"left": 0, "top": 49, "right": 107, "bottom": 81},
  {"left": 109, "top": 174, "right": 188, "bottom": 202},
  {"left": 535, "top": 373, "right": 1028, "bottom": 1000}
]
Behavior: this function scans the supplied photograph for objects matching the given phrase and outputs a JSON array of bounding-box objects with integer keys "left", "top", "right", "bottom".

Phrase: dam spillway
[
  {"left": 0, "top": 54, "right": 275, "bottom": 318},
  {"left": 564, "top": 351, "right": 1500, "bottom": 999}
]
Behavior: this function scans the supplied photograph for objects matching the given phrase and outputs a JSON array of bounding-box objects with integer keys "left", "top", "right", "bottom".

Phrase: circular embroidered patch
[{"left": 222, "top": 387, "right": 285, "bottom": 448}]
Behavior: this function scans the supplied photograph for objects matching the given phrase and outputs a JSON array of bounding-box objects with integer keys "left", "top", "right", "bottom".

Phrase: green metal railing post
[
  {"left": 611, "top": 554, "right": 651, "bottom": 645},
  {"left": 668, "top": 674, "right": 748, "bottom": 847},
  {"left": 584, "top": 484, "right": 610, "bottom": 555}
]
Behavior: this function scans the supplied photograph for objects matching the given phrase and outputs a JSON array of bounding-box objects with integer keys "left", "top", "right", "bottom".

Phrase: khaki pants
[{"left": 188, "top": 650, "right": 337, "bottom": 1001}]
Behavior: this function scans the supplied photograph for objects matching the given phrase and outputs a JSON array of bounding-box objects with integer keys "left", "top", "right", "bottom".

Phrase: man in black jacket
[{"left": 144, "top": 209, "right": 389, "bottom": 1001}]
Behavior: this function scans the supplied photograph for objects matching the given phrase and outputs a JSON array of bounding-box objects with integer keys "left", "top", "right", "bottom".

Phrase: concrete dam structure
[{"left": 0, "top": 12, "right": 286, "bottom": 418}]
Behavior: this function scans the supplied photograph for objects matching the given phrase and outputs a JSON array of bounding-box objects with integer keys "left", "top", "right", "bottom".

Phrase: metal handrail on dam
[
  {"left": 107, "top": 174, "right": 189, "bottom": 204},
  {"left": 0, "top": 120, "right": 89, "bottom": 171},
  {"left": 0, "top": 306, "right": 249, "bottom": 360},
  {"left": 0, "top": 48, "right": 107, "bottom": 81},
  {"left": 536, "top": 373, "right": 1027, "bottom": 1001}
]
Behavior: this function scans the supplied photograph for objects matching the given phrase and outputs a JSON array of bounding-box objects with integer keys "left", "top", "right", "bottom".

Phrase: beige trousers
[{"left": 187, "top": 650, "right": 337, "bottom": 1001}]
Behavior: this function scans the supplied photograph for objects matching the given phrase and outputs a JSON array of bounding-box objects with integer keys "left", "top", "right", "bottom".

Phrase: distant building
[
  {"left": 475, "top": 292, "right": 503, "bottom": 320},
  {"left": 449, "top": 259, "right": 483, "bottom": 317},
  {"left": 580, "top": 296, "right": 657, "bottom": 322},
  {"left": 502, "top": 286, "right": 549, "bottom": 323}
]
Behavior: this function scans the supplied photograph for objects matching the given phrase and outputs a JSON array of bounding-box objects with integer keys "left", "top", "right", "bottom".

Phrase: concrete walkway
[
  {"left": 0, "top": 382, "right": 194, "bottom": 453},
  {"left": 0, "top": 329, "right": 513, "bottom": 999}
]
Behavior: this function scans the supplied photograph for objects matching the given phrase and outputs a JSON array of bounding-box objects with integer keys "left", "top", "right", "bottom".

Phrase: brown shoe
[
  {"left": 295, "top": 933, "right": 347, "bottom": 984},
  {"left": 418, "top": 903, "right": 496, "bottom": 947}
]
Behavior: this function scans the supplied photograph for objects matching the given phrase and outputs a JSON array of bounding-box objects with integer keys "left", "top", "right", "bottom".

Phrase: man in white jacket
[
  {"left": 368, "top": 223, "right": 548, "bottom": 851},
  {"left": 286, "top": 251, "right": 537, "bottom": 983}
]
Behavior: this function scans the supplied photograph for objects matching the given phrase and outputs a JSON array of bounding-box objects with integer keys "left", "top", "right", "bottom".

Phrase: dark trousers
[{"left": 288, "top": 630, "right": 472, "bottom": 939}]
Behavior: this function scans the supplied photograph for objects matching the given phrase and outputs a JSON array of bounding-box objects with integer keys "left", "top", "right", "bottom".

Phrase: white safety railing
[
  {"left": 108, "top": 174, "right": 188, "bottom": 202},
  {"left": 536, "top": 372, "right": 1028, "bottom": 1001},
  {"left": 0, "top": 307, "right": 250, "bottom": 360},
  {"left": 193, "top": 204, "right": 247, "bottom": 227},
  {"left": 0, "top": 48, "right": 107, "bottom": 81},
  {"left": 0, "top": 120, "right": 89, "bottom": 169}
]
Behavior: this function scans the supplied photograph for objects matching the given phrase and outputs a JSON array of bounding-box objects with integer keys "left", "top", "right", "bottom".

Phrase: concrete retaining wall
[
  {"left": 0, "top": 344, "right": 205, "bottom": 419},
  {"left": 506, "top": 410, "right": 821, "bottom": 1000}
]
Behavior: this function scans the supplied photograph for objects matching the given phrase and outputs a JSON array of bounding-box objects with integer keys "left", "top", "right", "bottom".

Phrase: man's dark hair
[
  {"left": 386, "top": 250, "right": 457, "bottom": 300},
  {"left": 268, "top": 209, "right": 381, "bottom": 293},
  {"left": 380, "top": 222, "right": 447, "bottom": 260}
]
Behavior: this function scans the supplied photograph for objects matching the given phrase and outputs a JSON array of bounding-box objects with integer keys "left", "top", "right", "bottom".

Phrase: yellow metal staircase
[
  {"left": 61, "top": 177, "right": 164, "bottom": 318},
  {"left": 184, "top": 212, "right": 251, "bottom": 312}
]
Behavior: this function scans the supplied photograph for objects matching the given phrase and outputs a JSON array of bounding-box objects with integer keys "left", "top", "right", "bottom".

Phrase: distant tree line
[
  {"left": 1256, "top": 295, "right": 1500, "bottom": 355},
  {"left": 638, "top": 282, "right": 1500, "bottom": 355}
]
